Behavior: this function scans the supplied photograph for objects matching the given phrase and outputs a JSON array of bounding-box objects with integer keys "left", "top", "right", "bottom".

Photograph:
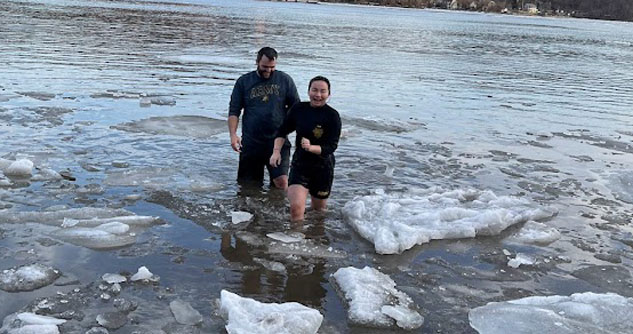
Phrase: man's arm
[
  {"left": 228, "top": 115, "right": 241, "bottom": 152},
  {"left": 228, "top": 78, "right": 244, "bottom": 152}
]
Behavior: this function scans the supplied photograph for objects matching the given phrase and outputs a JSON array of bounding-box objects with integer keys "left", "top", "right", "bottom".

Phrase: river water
[{"left": 1, "top": 0, "right": 633, "bottom": 333}]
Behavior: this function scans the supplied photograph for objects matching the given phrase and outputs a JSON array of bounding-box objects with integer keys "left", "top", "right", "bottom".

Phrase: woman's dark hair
[
  {"left": 257, "top": 47, "right": 278, "bottom": 62},
  {"left": 309, "top": 76, "right": 331, "bottom": 93}
]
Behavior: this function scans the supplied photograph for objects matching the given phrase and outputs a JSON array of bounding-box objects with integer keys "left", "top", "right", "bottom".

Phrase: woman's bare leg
[
  {"left": 311, "top": 197, "right": 328, "bottom": 211},
  {"left": 288, "top": 184, "right": 309, "bottom": 221}
]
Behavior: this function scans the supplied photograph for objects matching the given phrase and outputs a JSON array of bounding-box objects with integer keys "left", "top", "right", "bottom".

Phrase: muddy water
[{"left": 1, "top": 0, "right": 633, "bottom": 333}]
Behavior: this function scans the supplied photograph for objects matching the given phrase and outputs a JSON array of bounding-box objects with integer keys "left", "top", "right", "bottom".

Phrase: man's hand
[
  {"left": 230, "top": 134, "right": 242, "bottom": 152},
  {"left": 269, "top": 150, "right": 281, "bottom": 167}
]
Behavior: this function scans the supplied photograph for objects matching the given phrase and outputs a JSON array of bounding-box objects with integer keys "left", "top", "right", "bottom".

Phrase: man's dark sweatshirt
[{"left": 228, "top": 70, "right": 300, "bottom": 154}]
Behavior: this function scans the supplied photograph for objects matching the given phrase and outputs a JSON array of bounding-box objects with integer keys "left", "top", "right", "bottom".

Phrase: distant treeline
[{"left": 316, "top": 0, "right": 633, "bottom": 21}]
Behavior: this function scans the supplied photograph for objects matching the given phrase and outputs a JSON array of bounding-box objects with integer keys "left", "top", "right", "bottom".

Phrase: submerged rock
[
  {"left": 469, "top": 292, "right": 633, "bottom": 334},
  {"left": 220, "top": 290, "right": 323, "bottom": 334},
  {"left": 330, "top": 266, "right": 423, "bottom": 330},
  {"left": 0, "top": 263, "right": 61, "bottom": 292}
]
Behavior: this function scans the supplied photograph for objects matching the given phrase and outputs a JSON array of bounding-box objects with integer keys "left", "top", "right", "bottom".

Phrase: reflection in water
[{"left": 219, "top": 205, "right": 328, "bottom": 309}]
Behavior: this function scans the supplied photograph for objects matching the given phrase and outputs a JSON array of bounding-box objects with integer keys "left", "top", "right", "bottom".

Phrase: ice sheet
[
  {"left": 343, "top": 188, "right": 557, "bottom": 254},
  {"left": 469, "top": 292, "right": 633, "bottom": 334}
]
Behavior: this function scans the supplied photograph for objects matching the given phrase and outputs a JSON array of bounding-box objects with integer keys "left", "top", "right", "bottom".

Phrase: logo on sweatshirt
[
  {"left": 250, "top": 84, "right": 280, "bottom": 102},
  {"left": 312, "top": 125, "right": 323, "bottom": 139}
]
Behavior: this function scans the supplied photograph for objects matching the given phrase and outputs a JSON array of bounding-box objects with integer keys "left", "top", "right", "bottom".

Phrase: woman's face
[{"left": 308, "top": 80, "right": 329, "bottom": 107}]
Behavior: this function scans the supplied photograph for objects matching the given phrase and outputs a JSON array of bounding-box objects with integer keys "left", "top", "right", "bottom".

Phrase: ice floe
[
  {"left": 342, "top": 188, "right": 557, "bottom": 254},
  {"left": 0, "top": 263, "right": 61, "bottom": 292},
  {"left": 231, "top": 211, "right": 253, "bottom": 224},
  {"left": 330, "top": 266, "right": 424, "bottom": 330},
  {"left": 266, "top": 231, "right": 304, "bottom": 243},
  {"left": 170, "top": 299, "right": 203, "bottom": 325},
  {"left": 51, "top": 225, "right": 136, "bottom": 249},
  {"left": 220, "top": 290, "right": 323, "bottom": 334},
  {"left": 504, "top": 221, "right": 561, "bottom": 245},
  {"left": 0, "top": 207, "right": 135, "bottom": 225},
  {"left": 111, "top": 115, "right": 226, "bottom": 138},
  {"left": 2, "top": 159, "right": 34, "bottom": 177},
  {"left": 0, "top": 312, "right": 66, "bottom": 334},
  {"left": 469, "top": 292, "right": 633, "bottom": 334},
  {"left": 102, "top": 273, "right": 127, "bottom": 284},
  {"left": 130, "top": 266, "right": 158, "bottom": 282},
  {"left": 507, "top": 253, "right": 536, "bottom": 268}
]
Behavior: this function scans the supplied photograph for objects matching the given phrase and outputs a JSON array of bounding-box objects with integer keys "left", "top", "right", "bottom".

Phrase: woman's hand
[
  {"left": 269, "top": 150, "right": 281, "bottom": 167},
  {"left": 301, "top": 137, "right": 311, "bottom": 151}
]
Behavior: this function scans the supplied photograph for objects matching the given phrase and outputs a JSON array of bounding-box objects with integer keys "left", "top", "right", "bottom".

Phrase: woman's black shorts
[{"left": 288, "top": 156, "right": 335, "bottom": 199}]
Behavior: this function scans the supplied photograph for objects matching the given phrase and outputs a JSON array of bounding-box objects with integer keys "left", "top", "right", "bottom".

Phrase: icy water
[{"left": 1, "top": 0, "right": 633, "bottom": 333}]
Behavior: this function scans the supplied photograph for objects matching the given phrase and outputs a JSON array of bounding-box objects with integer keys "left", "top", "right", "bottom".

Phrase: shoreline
[{"left": 268, "top": 0, "right": 633, "bottom": 23}]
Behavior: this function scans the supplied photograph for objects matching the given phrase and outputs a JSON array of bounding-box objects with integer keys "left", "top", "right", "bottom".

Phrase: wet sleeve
[
  {"left": 275, "top": 105, "right": 297, "bottom": 138},
  {"left": 228, "top": 78, "right": 244, "bottom": 118},
  {"left": 285, "top": 77, "right": 300, "bottom": 111},
  {"left": 320, "top": 110, "right": 341, "bottom": 156}
]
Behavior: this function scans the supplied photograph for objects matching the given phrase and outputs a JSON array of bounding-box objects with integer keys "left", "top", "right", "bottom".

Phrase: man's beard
[{"left": 257, "top": 69, "right": 272, "bottom": 79}]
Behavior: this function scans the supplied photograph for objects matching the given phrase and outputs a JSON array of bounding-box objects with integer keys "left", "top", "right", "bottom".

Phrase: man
[{"left": 228, "top": 47, "right": 300, "bottom": 189}]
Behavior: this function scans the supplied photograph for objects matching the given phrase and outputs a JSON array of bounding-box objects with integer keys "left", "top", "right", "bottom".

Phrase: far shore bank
[{"left": 267, "top": 0, "right": 633, "bottom": 23}]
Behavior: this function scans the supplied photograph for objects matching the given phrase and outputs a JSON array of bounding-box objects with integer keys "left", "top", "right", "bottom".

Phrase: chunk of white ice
[
  {"left": 342, "top": 187, "right": 557, "bottom": 254},
  {"left": 505, "top": 221, "right": 561, "bottom": 245},
  {"left": 51, "top": 228, "right": 136, "bottom": 249},
  {"left": 507, "top": 253, "right": 536, "bottom": 268},
  {"left": 330, "top": 266, "right": 424, "bottom": 330},
  {"left": 266, "top": 232, "right": 304, "bottom": 243},
  {"left": 0, "top": 264, "right": 61, "bottom": 292},
  {"left": 3, "top": 159, "right": 34, "bottom": 176},
  {"left": 130, "top": 266, "right": 153, "bottom": 281},
  {"left": 102, "top": 273, "right": 127, "bottom": 284},
  {"left": 220, "top": 290, "right": 323, "bottom": 334},
  {"left": 469, "top": 292, "right": 633, "bottom": 334},
  {"left": 231, "top": 211, "right": 253, "bottom": 224},
  {"left": 0, "top": 312, "right": 66, "bottom": 334}
]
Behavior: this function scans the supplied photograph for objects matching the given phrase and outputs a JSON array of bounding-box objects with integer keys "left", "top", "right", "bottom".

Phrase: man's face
[{"left": 256, "top": 55, "right": 276, "bottom": 79}]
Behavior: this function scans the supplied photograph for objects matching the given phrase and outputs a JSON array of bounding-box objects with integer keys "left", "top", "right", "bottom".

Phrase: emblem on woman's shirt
[{"left": 313, "top": 125, "right": 323, "bottom": 139}]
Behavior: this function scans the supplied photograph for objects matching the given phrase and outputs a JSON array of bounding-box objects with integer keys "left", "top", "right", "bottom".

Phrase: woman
[{"left": 269, "top": 76, "right": 341, "bottom": 221}]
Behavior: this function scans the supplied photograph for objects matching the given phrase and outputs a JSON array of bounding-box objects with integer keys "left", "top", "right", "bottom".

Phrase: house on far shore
[{"left": 524, "top": 3, "right": 538, "bottom": 14}]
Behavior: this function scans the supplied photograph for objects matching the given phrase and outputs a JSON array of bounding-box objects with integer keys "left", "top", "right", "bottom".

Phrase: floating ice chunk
[
  {"left": 507, "top": 253, "right": 536, "bottom": 268},
  {"left": 31, "top": 168, "right": 62, "bottom": 181},
  {"left": 469, "top": 292, "right": 633, "bottom": 334},
  {"left": 267, "top": 238, "right": 346, "bottom": 259},
  {"left": 3, "top": 159, "right": 34, "bottom": 176},
  {"left": 342, "top": 187, "right": 557, "bottom": 254},
  {"left": 130, "top": 266, "right": 154, "bottom": 281},
  {"left": 231, "top": 211, "right": 253, "bottom": 224},
  {"left": 266, "top": 232, "right": 304, "bottom": 243},
  {"left": 95, "top": 222, "right": 130, "bottom": 234},
  {"left": 0, "top": 263, "right": 61, "bottom": 292},
  {"left": 0, "top": 207, "right": 133, "bottom": 225},
  {"left": 51, "top": 228, "right": 136, "bottom": 249},
  {"left": 170, "top": 299, "right": 203, "bottom": 325},
  {"left": 220, "top": 290, "right": 323, "bottom": 334},
  {"left": 112, "top": 115, "right": 226, "bottom": 138},
  {"left": 0, "top": 158, "right": 12, "bottom": 171},
  {"left": 61, "top": 215, "right": 159, "bottom": 228},
  {"left": 0, "top": 312, "right": 66, "bottom": 334},
  {"left": 330, "top": 266, "right": 423, "bottom": 330},
  {"left": 16, "top": 313, "right": 66, "bottom": 326},
  {"left": 102, "top": 273, "right": 127, "bottom": 284},
  {"left": 505, "top": 221, "right": 561, "bottom": 245}
]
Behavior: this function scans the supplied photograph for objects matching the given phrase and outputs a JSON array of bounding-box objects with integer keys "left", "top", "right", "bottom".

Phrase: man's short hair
[{"left": 257, "top": 47, "right": 278, "bottom": 62}]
